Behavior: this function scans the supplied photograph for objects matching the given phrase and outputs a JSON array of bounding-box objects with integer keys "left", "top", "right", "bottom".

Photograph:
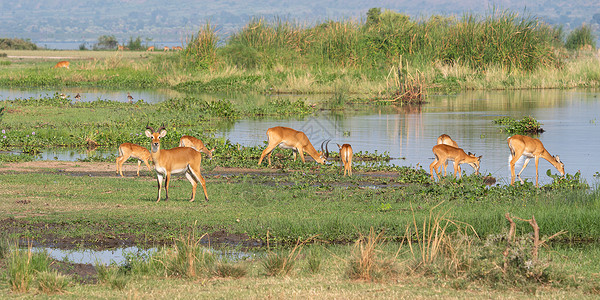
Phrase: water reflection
[
  {"left": 0, "top": 87, "right": 183, "bottom": 104},
  {"left": 219, "top": 89, "right": 600, "bottom": 186}
]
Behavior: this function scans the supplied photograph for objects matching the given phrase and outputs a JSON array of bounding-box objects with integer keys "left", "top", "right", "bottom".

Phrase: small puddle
[{"left": 31, "top": 246, "right": 256, "bottom": 265}]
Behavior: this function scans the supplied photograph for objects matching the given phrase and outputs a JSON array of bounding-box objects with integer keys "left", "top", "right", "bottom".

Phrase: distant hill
[{"left": 1, "top": 0, "right": 598, "bottom": 45}]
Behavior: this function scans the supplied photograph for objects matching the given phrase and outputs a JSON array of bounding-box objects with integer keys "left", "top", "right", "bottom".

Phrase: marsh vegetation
[{"left": 0, "top": 7, "right": 599, "bottom": 298}]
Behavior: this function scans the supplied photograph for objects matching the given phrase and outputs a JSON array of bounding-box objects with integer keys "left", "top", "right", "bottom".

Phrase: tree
[
  {"left": 126, "top": 36, "right": 143, "bottom": 51},
  {"left": 95, "top": 35, "right": 118, "bottom": 50}
]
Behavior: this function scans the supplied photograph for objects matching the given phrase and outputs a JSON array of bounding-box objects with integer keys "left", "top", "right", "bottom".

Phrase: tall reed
[
  {"left": 219, "top": 8, "right": 560, "bottom": 72},
  {"left": 7, "top": 243, "right": 51, "bottom": 293},
  {"left": 182, "top": 22, "right": 219, "bottom": 70}
]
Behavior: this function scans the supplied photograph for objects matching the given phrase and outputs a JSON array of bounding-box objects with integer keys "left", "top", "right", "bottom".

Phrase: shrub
[
  {"left": 0, "top": 38, "right": 38, "bottom": 50},
  {"left": 565, "top": 25, "right": 597, "bottom": 50}
]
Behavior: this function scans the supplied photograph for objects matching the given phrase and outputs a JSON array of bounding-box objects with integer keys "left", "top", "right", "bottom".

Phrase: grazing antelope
[
  {"left": 145, "top": 125, "right": 208, "bottom": 202},
  {"left": 116, "top": 143, "right": 152, "bottom": 177},
  {"left": 174, "top": 46, "right": 183, "bottom": 51},
  {"left": 436, "top": 134, "right": 459, "bottom": 176},
  {"left": 258, "top": 126, "right": 328, "bottom": 166},
  {"left": 337, "top": 143, "right": 353, "bottom": 176},
  {"left": 146, "top": 46, "right": 155, "bottom": 51},
  {"left": 507, "top": 134, "right": 564, "bottom": 187},
  {"left": 430, "top": 144, "right": 481, "bottom": 181},
  {"left": 179, "top": 135, "right": 215, "bottom": 159},
  {"left": 53, "top": 61, "right": 70, "bottom": 69}
]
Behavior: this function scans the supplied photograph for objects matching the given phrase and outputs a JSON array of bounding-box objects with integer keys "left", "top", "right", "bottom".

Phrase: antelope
[
  {"left": 179, "top": 135, "right": 215, "bottom": 159},
  {"left": 337, "top": 143, "right": 353, "bottom": 176},
  {"left": 430, "top": 144, "right": 481, "bottom": 181},
  {"left": 163, "top": 46, "right": 170, "bottom": 51},
  {"left": 145, "top": 125, "right": 209, "bottom": 202},
  {"left": 507, "top": 134, "right": 564, "bottom": 187},
  {"left": 118, "top": 45, "right": 125, "bottom": 51},
  {"left": 53, "top": 61, "right": 70, "bottom": 69},
  {"left": 174, "top": 46, "right": 183, "bottom": 51},
  {"left": 146, "top": 46, "right": 155, "bottom": 51},
  {"left": 436, "top": 134, "right": 459, "bottom": 176},
  {"left": 116, "top": 143, "right": 152, "bottom": 177},
  {"left": 258, "top": 126, "right": 328, "bottom": 166}
]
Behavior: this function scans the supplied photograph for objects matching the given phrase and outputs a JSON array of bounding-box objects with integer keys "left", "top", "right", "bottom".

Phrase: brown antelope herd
[
  {"left": 116, "top": 124, "right": 565, "bottom": 203},
  {"left": 430, "top": 133, "right": 564, "bottom": 187}
]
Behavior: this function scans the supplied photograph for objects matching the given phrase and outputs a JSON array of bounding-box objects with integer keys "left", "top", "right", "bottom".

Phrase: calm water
[
  {"left": 31, "top": 246, "right": 254, "bottom": 265},
  {"left": 35, "top": 41, "right": 183, "bottom": 51},
  {"left": 2, "top": 88, "right": 599, "bottom": 186},
  {"left": 219, "top": 89, "right": 600, "bottom": 186},
  {"left": 0, "top": 87, "right": 183, "bottom": 104}
]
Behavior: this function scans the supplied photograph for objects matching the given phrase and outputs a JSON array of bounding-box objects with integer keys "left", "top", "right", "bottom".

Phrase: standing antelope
[
  {"left": 337, "top": 144, "right": 353, "bottom": 176},
  {"left": 179, "top": 135, "right": 215, "bottom": 159},
  {"left": 430, "top": 144, "right": 481, "bottom": 181},
  {"left": 53, "top": 61, "right": 70, "bottom": 69},
  {"left": 116, "top": 143, "right": 152, "bottom": 177},
  {"left": 163, "top": 46, "right": 170, "bottom": 51},
  {"left": 436, "top": 134, "right": 459, "bottom": 176},
  {"left": 145, "top": 125, "right": 209, "bottom": 202},
  {"left": 258, "top": 126, "right": 328, "bottom": 166},
  {"left": 507, "top": 134, "right": 564, "bottom": 187}
]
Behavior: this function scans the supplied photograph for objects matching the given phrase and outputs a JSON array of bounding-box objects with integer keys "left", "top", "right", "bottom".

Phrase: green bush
[
  {"left": 565, "top": 25, "right": 597, "bottom": 50},
  {"left": 0, "top": 38, "right": 38, "bottom": 50}
]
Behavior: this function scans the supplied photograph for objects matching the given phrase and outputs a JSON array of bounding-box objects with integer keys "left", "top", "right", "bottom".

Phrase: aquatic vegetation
[{"left": 493, "top": 116, "right": 544, "bottom": 134}]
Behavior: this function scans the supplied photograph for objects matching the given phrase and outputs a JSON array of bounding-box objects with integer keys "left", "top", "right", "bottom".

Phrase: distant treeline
[
  {"left": 183, "top": 8, "right": 595, "bottom": 72},
  {"left": 0, "top": 38, "right": 38, "bottom": 50}
]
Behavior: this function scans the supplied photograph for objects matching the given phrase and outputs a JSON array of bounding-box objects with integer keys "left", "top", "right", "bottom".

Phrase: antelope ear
[
  {"left": 145, "top": 130, "right": 153, "bottom": 137},
  {"left": 159, "top": 129, "right": 167, "bottom": 138},
  {"left": 478, "top": 155, "right": 483, "bottom": 159}
]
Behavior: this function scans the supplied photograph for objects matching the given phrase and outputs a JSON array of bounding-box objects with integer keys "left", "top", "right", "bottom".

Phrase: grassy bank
[
  {"left": 2, "top": 238, "right": 600, "bottom": 298},
  {"left": 0, "top": 167, "right": 599, "bottom": 297},
  {"left": 0, "top": 169, "right": 595, "bottom": 245},
  {"left": 1, "top": 10, "right": 599, "bottom": 98}
]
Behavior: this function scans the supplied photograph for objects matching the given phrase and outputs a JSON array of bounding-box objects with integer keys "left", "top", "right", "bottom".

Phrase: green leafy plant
[
  {"left": 493, "top": 116, "right": 544, "bottom": 134},
  {"left": 544, "top": 170, "right": 589, "bottom": 190}
]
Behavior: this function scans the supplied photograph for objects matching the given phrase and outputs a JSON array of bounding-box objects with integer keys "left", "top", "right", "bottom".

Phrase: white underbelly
[
  {"left": 155, "top": 166, "right": 188, "bottom": 175},
  {"left": 521, "top": 151, "right": 535, "bottom": 158},
  {"left": 278, "top": 143, "right": 296, "bottom": 150}
]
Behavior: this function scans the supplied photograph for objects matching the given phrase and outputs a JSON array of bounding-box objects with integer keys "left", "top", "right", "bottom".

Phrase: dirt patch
[
  {"left": 50, "top": 260, "right": 98, "bottom": 284},
  {"left": 0, "top": 161, "right": 400, "bottom": 178}
]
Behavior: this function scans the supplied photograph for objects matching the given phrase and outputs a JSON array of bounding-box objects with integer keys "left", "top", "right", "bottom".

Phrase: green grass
[{"left": 0, "top": 169, "right": 597, "bottom": 246}]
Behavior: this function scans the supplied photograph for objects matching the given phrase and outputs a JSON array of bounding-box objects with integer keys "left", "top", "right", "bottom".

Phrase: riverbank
[{"left": 1, "top": 49, "right": 600, "bottom": 98}]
